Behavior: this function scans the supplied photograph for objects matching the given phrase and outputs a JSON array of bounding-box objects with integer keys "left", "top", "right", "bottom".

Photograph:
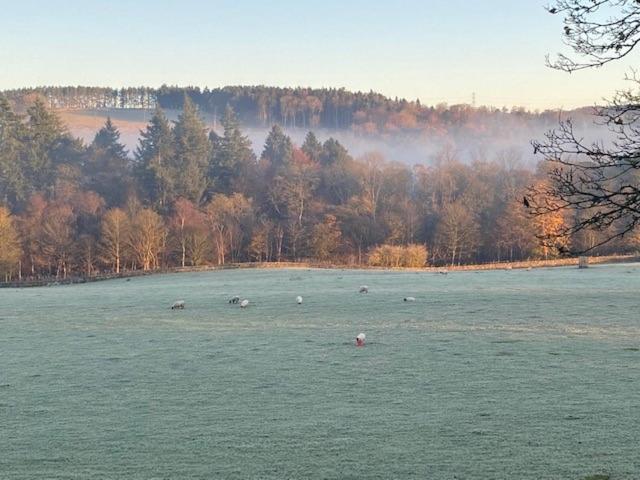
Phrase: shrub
[{"left": 367, "top": 244, "right": 428, "bottom": 267}]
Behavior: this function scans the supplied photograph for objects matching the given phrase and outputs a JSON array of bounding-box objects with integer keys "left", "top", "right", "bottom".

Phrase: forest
[
  {"left": 0, "top": 92, "right": 636, "bottom": 281},
  {"left": 2, "top": 85, "right": 588, "bottom": 136}
]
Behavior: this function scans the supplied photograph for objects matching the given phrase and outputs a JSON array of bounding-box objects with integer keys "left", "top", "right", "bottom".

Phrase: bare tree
[
  {"left": 434, "top": 201, "right": 480, "bottom": 266},
  {"left": 0, "top": 206, "right": 21, "bottom": 281},
  {"left": 531, "top": 0, "right": 640, "bottom": 251},
  {"left": 546, "top": 0, "right": 640, "bottom": 72},
  {"left": 101, "top": 208, "right": 128, "bottom": 273},
  {"left": 128, "top": 208, "right": 165, "bottom": 271}
]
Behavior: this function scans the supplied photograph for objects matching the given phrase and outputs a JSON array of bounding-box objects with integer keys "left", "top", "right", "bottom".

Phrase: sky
[{"left": 1, "top": 0, "right": 638, "bottom": 109}]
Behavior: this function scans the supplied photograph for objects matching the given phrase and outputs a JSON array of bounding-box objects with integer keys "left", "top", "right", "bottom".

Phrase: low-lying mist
[{"left": 60, "top": 107, "right": 604, "bottom": 168}]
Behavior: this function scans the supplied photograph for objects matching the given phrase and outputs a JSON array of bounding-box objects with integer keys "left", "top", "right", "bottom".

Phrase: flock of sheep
[{"left": 169, "top": 284, "right": 417, "bottom": 346}]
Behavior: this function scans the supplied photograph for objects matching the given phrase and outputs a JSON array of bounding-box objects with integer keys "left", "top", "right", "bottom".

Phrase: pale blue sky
[{"left": 1, "top": 0, "right": 637, "bottom": 109}]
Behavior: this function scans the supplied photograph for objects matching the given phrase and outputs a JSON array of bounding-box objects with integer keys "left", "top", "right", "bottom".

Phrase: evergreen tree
[
  {"left": 0, "top": 96, "right": 27, "bottom": 208},
  {"left": 24, "top": 99, "right": 71, "bottom": 196},
  {"left": 85, "top": 118, "right": 130, "bottom": 206},
  {"left": 172, "top": 96, "right": 211, "bottom": 204},
  {"left": 320, "top": 138, "right": 350, "bottom": 166},
  {"left": 261, "top": 124, "right": 293, "bottom": 169},
  {"left": 134, "top": 107, "right": 176, "bottom": 210},
  {"left": 209, "top": 106, "right": 256, "bottom": 195},
  {"left": 301, "top": 131, "right": 322, "bottom": 163}
]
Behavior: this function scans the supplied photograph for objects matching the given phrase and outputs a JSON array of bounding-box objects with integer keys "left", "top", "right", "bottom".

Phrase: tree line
[
  {"left": 2, "top": 85, "right": 584, "bottom": 136},
  {"left": 0, "top": 94, "right": 636, "bottom": 281}
]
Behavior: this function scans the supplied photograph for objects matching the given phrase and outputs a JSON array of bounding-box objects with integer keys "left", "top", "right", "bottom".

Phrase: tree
[
  {"left": 434, "top": 201, "right": 480, "bottom": 266},
  {"left": 266, "top": 149, "right": 319, "bottom": 259},
  {"left": 38, "top": 203, "right": 76, "bottom": 278},
  {"left": 261, "top": 124, "right": 293, "bottom": 169},
  {"left": 135, "top": 107, "right": 176, "bottom": 210},
  {"left": 205, "top": 193, "right": 253, "bottom": 265},
  {"left": 359, "top": 152, "right": 386, "bottom": 222},
  {"left": 170, "top": 198, "right": 208, "bottom": 267},
  {"left": 249, "top": 218, "right": 273, "bottom": 262},
  {"left": 336, "top": 196, "right": 382, "bottom": 264},
  {"left": 209, "top": 106, "right": 256, "bottom": 195},
  {"left": 494, "top": 200, "right": 536, "bottom": 261},
  {"left": 546, "top": 0, "right": 640, "bottom": 72},
  {"left": 531, "top": 0, "right": 640, "bottom": 251},
  {"left": 320, "top": 138, "right": 350, "bottom": 166},
  {"left": 310, "top": 214, "right": 341, "bottom": 261},
  {"left": 172, "top": 96, "right": 211, "bottom": 204},
  {"left": 128, "top": 208, "right": 165, "bottom": 271},
  {"left": 0, "top": 96, "right": 27, "bottom": 208},
  {"left": 301, "top": 131, "right": 322, "bottom": 163},
  {"left": 18, "top": 194, "right": 48, "bottom": 276},
  {"left": 22, "top": 99, "right": 74, "bottom": 198},
  {"left": 85, "top": 118, "right": 130, "bottom": 206},
  {"left": 0, "top": 206, "right": 22, "bottom": 280},
  {"left": 101, "top": 208, "right": 129, "bottom": 273}
]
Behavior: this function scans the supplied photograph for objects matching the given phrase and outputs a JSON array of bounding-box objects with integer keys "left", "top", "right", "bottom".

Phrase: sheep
[
  {"left": 240, "top": 299, "right": 249, "bottom": 308},
  {"left": 229, "top": 296, "right": 240, "bottom": 304},
  {"left": 171, "top": 300, "right": 185, "bottom": 310},
  {"left": 359, "top": 285, "right": 369, "bottom": 294},
  {"left": 296, "top": 296, "right": 303, "bottom": 304},
  {"left": 403, "top": 296, "right": 416, "bottom": 302},
  {"left": 356, "top": 333, "right": 366, "bottom": 346}
]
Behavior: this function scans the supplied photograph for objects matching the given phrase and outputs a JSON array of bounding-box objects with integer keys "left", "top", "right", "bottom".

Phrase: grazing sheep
[
  {"left": 240, "top": 299, "right": 249, "bottom": 308},
  {"left": 403, "top": 296, "right": 416, "bottom": 302},
  {"left": 171, "top": 300, "right": 185, "bottom": 310},
  {"left": 359, "top": 285, "right": 369, "bottom": 294},
  {"left": 296, "top": 296, "right": 303, "bottom": 304},
  {"left": 229, "top": 296, "right": 240, "bottom": 304},
  {"left": 356, "top": 333, "right": 366, "bottom": 346}
]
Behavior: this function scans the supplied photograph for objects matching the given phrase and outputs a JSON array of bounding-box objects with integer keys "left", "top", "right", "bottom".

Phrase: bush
[{"left": 367, "top": 244, "right": 428, "bottom": 267}]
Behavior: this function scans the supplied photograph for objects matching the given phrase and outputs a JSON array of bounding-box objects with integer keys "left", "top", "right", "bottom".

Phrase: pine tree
[
  {"left": 261, "top": 124, "right": 293, "bottom": 169},
  {"left": 134, "top": 107, "right": 176, "bottom": 210},
  {"left": 0, "top": 96, "right": 27, "bottom": 207},
  {"left": 172, "top": 96, "right": 210, "bottom": 204},
  {"left": 301, "top": 131, "right": 322, "bottom": 163},
  {"left": 85, "top": 117, "right": 130, "bottom": 206},
  {"left": 320, "top": 138, "right": 350, "bottom": 166},
  {"left": 24, "top": 99, "right": 70, "bottom": 195},
  {"left": 209, "top": 106, "right": 256, "bottom": 195}
]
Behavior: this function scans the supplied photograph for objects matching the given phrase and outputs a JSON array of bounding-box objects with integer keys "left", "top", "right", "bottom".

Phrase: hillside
[{"left": 4, "top": 85, "right": 598, "bottom": 164}]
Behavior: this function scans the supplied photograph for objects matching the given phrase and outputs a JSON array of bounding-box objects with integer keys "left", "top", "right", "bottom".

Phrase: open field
[{"left": 1, "top": 265, "right": 639, "bottom": 478}]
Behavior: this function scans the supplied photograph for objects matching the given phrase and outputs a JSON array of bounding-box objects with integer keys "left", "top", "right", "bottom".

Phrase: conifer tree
[
  {"left": 24, "top": 98, "right": 71, "bottom": 195},
  {"left": 172, "top": 96, "right": 210, "bottom": 204},
  {"left": 85, "top": 117, "right": 130, "bottom": 206},
  {"left": 135, "top": 107, "right": 176, "bottom": 210},
  {"left": 301, "top": 131, "right": 322, "bottom": 163},
  {"left": 0, "top": 96, "right": 27, "bottom": 207},
  {"left": 261, "top": 124, "right": 293, "bottom": 170},
  {"left": 209, "top": 106, "right": 256, "bottom": 195}
]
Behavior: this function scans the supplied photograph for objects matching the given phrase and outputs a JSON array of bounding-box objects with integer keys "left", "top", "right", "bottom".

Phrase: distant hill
[{"left": 3, "top": 85, "right": 598, "bottom": 164}]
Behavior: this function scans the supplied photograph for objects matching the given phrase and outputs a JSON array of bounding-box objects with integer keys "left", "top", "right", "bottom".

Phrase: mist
[{"left": 59, "top": 106, "right": 608, "bottom": 169}]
